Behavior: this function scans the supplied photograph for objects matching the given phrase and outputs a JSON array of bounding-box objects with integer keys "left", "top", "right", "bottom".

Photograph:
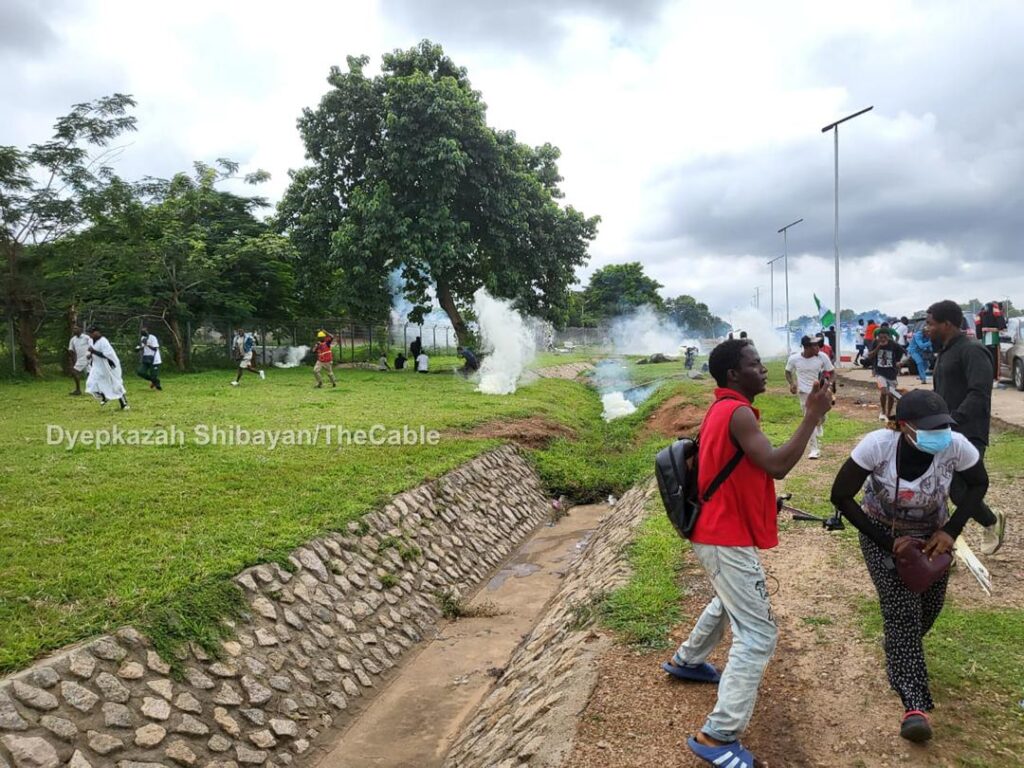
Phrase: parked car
[{"left": 999, "top": 317, "right": 1024, "bottom": 391}]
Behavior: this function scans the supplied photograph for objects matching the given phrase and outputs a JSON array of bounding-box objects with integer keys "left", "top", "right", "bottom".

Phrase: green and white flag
[{"left": 814, "top": 294, "right": 836, "bottom": 328}]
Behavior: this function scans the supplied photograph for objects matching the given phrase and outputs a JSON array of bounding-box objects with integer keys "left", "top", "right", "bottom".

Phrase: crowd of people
[
  {"left": 65, "top": 326, "right": 480, "bottom": 403},
  {"left": 854, "top": 300, "right": 1009, "bottom": 388},
  {"left": 664, "top": 298, "right": 1007, "bottom": 767}
]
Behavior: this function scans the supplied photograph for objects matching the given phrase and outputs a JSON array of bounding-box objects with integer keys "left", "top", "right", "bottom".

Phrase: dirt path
[
  {"left": 838, "top": 367, "right": 1024, "bottom": 431},
  {"left": 564, "top": 388, "right": 1023, "bottom": 768}
]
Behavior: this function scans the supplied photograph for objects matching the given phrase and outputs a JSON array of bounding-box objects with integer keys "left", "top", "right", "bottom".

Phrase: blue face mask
[{"left": 910, "top": 427, "right": 953, "bottom": 454}]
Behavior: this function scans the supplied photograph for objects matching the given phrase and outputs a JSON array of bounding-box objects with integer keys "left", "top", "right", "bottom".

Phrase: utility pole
[
  {"left": 821, "top": 105, "right": 873, "bottom": 365},
  {"left": 777, "top": 219, "right": 803, "bottom": 355}
]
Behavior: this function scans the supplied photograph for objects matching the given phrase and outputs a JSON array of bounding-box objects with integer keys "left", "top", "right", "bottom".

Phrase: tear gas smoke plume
[
  {"left": 473, "top": 288, "right": 537, "bottom": 395},
  {"left": 609, "top": 305, "right": 702, "bottom": 356}
]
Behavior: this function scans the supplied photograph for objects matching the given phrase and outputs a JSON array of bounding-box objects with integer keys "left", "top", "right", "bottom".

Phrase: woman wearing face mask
[{"left": 830, "top": 389, "right": 988, "bottom": 743}]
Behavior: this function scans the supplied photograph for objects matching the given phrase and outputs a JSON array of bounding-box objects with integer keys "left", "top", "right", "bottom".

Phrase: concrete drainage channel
[{"left": 0, "top": 445, "right": 653, "bottom": 768}]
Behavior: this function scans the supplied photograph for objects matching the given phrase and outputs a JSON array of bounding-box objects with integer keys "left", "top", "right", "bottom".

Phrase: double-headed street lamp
[
  {"left": 776, "top": 218, "right": 803, "bottom": 354},
  {"left": 821, "top": 105, "right": 873, "bottom": 364}
]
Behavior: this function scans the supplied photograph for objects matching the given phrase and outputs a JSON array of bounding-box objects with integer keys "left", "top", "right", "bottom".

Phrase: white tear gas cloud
[
  {"left": 601, "top": 391, "right": 637, "bottom": 421},
  {"left": 272, "top": 345, "right": 310, "bottom": 368},
  {"left": 725, "top": 308, "right": 787, "bottom": 359},
  {"left": 473, "top": 288, "right": 537, "bottom": 395},
  {"left": 389, "top": 268, "right": 455, "bottom": 329},
  {"left": 608, "top": 305, "right": 703, "bottom": 356}
]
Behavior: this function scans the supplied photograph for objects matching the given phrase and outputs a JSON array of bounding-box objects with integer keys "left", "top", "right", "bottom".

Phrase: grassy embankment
[{"left": 0, "top": 353, "right": 681, "bottom": 672}]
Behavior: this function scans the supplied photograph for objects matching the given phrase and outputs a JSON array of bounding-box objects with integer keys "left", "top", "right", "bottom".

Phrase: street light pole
[
  {"left": 767, "top": 254, "right": 785, "bottom": 333},
  {"left": 821, "top": 105, "right": 873, "bottom": 366},
  {"left": 777, "top": 218, "right": 803, "bottom": 355}
]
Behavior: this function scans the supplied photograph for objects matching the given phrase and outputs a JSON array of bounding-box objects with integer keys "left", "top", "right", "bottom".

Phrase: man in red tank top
[{"left": 662, "top": 339, "right": 832, "bottom": 768}]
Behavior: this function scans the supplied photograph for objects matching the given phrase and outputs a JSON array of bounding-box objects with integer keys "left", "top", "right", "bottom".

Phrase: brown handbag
[{"left": 893, "top": 537, "right": 952, "bottom": 593}]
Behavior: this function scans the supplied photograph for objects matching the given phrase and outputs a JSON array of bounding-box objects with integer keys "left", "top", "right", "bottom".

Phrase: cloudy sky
[{"left": 4, "top": 0, "right": 1023, "bottom": 322}]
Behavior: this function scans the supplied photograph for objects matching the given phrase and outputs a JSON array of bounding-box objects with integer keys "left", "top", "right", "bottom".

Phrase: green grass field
[
  {"left": 3, "top": 349, "right": 1021, "bottom": 723},
  {"left": 0, "top": 354, "right": 690, "bottom": 672}
]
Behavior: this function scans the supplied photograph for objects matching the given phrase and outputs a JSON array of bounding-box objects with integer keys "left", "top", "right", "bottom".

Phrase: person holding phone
[{"left": 785, "top": 335, "right": 834, "bottom": 459}]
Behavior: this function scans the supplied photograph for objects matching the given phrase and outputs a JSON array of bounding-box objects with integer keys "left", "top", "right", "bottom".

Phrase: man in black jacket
[{"left": 926, "top": 300, "right": 1006, "bottom": 555}]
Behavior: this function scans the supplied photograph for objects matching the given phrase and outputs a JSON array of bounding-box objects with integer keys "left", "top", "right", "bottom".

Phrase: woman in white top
[{"left": 830, "top": 389, "right": 988, "bottom": 744}]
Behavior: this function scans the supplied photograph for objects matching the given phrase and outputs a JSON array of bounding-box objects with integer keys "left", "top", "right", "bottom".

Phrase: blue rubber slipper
[
  {"left": 660, "top": 660, "right": 720, "bottom": 683},
  {"left": 687, "top": 736, "right": 758, "bottom": 767}
]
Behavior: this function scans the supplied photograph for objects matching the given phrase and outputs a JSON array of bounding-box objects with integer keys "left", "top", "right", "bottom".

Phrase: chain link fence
[{"left": 0, "top": 308, "right": 459, "bottom": 376}]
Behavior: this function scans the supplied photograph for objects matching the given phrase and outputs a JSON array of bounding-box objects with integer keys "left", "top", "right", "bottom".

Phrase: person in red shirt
[
  {"left": 313, "top": 331, "right": 337, "bottom": 388},
  {"left": 661, "top": 339, "right": 832, "bottom": 768}
]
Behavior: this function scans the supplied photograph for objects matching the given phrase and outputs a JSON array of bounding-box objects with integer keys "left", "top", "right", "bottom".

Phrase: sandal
[
  {"left": 900, "top": 710, "right": 932, "bottom": 743},
  {"left": 687, "top": 735, "right": 758, "bottom": 767},
  {"left": 661, "top": 659, "right": 720, "bottom": 684}
]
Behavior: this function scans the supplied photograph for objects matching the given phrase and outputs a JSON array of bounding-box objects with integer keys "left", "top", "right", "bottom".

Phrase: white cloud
[{"left": 3, "top": 0, "right": 1023, "bottom": 319}]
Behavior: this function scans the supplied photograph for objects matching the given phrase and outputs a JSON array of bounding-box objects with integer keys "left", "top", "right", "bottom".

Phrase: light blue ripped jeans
[{"left": 673, "top": 543, "right": 778, "bottom": 743}]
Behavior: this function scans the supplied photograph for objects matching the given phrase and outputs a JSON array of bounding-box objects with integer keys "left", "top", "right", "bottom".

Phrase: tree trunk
[
  {"left": 16, "top": 305, "right": 41, "bottom": 376},
  {"left": 435, "top": 280, "right": 470, "bottom": 348},
  {"left": 4, "top": 242, "right": 41, "bottom": 377},
  {"left": 166, "top": 315, "right": 188, "bottom": 371}
]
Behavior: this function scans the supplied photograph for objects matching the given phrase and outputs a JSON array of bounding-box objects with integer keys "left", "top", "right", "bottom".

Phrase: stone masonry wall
[
  {"left": 0, "top": 445, "right": 551, "bottom": 768},
  {"left": 443, "top": 480, "right": 656, "bottom": 768}
]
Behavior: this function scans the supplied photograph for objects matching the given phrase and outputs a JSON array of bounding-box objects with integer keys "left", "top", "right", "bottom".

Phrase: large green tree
[
  {"left": 663, "top": 294, "right": 728, "bottom": 335},
  {"left": 0, "top": 95, "right": 137, "bottom": 375},
  {"left": 278, "top": 41, "right": 598, "bottom": 343},
  {"left": 49, "top": 161, "right": 296, "bottom": 370},
  {"left": 581, "top": 262, "right": 664, "bottom": 320}
]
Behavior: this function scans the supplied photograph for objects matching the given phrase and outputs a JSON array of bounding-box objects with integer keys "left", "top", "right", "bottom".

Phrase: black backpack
[{"left": 655, "top": 399, "right": 744, "bottom": 539}]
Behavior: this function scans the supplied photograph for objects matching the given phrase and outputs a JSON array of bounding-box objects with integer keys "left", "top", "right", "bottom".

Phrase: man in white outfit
[
  {"left": 785, "top": 335, "right": 833, "bottom": 459},
  {"left": 137, "top": 325, "right": 163, "bottom": 390},
  {"left": 85, "top": 326, "right": 129, "bottom": 410},
  {"left": 67, "top": 324, "right": 91, "bottom": 396}
]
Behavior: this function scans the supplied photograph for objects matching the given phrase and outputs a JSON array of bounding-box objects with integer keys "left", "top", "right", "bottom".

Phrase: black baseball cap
[
  {"left": 895, "top": 389, "right": 957, "bottom": 429},
  {"left": 800, "top": 335, "right": 817, "bottom": 347}
]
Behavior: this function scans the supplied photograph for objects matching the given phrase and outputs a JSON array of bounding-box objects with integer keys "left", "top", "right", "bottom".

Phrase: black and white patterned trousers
[{"left": 859, "top": 525, "right": 949, "bottom": 713}]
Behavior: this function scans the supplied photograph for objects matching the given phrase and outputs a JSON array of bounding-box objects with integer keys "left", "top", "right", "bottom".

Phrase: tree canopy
[
  {"left": 278, "top": 41, "right": 599, "bottom": 343},
  {"left": 1, "top": 94, "right": 137, "bottom": 374},
  {"left": 46, "top": 160, "right": 297, "bottom": 369},
  {"left": 581, "top": 262, "right": 664, "bottom": 320}
]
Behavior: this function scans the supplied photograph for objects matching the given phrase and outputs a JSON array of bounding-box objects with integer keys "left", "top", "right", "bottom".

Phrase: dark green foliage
[{"left": 279, "top": 41, "right": 599, "bottom": 340}]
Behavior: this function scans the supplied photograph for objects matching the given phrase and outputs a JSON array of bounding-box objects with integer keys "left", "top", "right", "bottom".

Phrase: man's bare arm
[{"left": 730, "top": 384, "right": 831, "bottom": 479}]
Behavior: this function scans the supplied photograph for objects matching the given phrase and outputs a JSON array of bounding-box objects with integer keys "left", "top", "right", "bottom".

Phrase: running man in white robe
[{"left": 85, "top": 327, "right": 129, "bottom": 410}]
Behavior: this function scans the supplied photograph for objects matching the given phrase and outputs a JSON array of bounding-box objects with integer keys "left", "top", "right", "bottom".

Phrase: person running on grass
[
  {"left": 830, "top": 389, "right": 988, "bottom": 743},
  {"left": 136, "top": 325, "right": 162, "bottom": 391},
  {"left": 231, "top": 328, "right": 265, "bottom": 386},
  {"left": 85, "top": 326, "right": 129, "bottom": 410},
  {"left": 866, "top": 327, "right": 903, "bottom": 421},
  {"left": 927, "top": 299, "right": 1006, "bottom": 555},
  {"left": 67, "top": 324, "right": 91, "bottom": 395},
  {"left": 661, "top": 338, "right": 831, "bottom": 768},
  {"left": 312, "top": 330, "right": 337, "bottom": 388},
  {"left": 785, "top": 334, "right": 833, "bottom": 459}
]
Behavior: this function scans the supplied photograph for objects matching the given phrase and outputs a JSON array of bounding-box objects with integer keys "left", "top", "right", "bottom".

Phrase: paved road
[{"left": 839, "top": 365, "right": 1024, "bottom": 430}]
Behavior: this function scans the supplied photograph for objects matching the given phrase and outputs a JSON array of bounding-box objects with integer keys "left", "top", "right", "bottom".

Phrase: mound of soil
[
  {"left": 458, "top": 417, "right": 577, "bottom": 448},
  {"left": 645, "top": 395, "right": 710, "bottom": 438},
  {"left": 535, "top": 362, "right": 594, "bottom": 380}
]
